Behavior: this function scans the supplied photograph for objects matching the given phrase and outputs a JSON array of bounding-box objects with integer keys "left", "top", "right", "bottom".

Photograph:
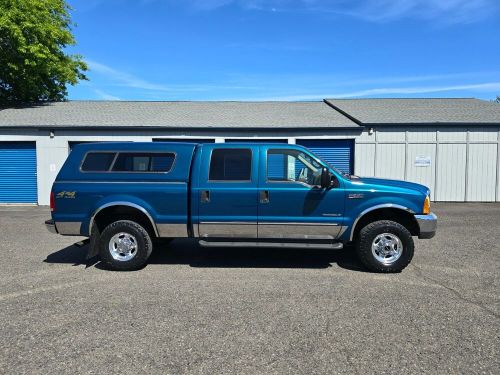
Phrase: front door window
[{"left": 267, "top": 149, "right": 323, "bottom": 186}]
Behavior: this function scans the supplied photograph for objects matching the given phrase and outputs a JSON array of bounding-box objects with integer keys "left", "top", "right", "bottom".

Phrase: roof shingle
[
  {"left": 0, "top": 101, "right": 359, "bottom": 129},
  {"left": 325, "top": 98, "right": 500, "bottom": 125}
]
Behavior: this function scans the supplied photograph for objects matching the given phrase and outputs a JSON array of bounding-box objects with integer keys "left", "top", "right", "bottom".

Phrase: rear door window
[
  {"left": 81, "top": 152, "right": 116, "bottom": 171},
  {"left": 209, "top": 149, "right": 252, "bottom": 181}
]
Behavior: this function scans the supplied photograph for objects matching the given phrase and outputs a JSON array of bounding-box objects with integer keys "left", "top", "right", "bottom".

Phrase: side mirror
[
  {"left": 331, "top": 176, "right": 340, "bottom": 188},
  {"left": 320, "top": 168, "right": 332, "bottom": 188}
]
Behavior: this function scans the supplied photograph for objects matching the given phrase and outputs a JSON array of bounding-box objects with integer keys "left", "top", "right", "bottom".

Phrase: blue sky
[{"left": 67, "top": 0, "right": 500, "bottom": 101}]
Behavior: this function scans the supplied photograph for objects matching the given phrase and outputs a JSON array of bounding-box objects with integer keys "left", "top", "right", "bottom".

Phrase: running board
[{"left": 198, "top": 240, "right": 343, "bottom": 250}]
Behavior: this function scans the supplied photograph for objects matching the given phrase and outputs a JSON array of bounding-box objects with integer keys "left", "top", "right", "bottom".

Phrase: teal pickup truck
[{"left": 46, "top": 142, "right": 437, "bottom": 272}]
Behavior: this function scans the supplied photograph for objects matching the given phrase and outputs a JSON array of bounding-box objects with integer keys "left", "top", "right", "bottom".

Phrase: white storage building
[{"left": 0, "top": 98, "right": 499, "bottom": 205}]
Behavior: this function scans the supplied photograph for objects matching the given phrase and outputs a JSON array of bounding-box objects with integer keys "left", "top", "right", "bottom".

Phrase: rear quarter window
[
  {"left": 81, "top": 152, "right": 116, "bottom": 172},
  {"left": 112, "top": 152, "right": 175, "bottom": 172}
]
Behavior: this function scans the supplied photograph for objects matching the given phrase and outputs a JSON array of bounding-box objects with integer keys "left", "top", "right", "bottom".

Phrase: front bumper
[
  {"left": 414, "top": 212, "right": 437, "bottom": 239},
  {"left": 45, "top": 219, "right": 58, "bottom": 234}
]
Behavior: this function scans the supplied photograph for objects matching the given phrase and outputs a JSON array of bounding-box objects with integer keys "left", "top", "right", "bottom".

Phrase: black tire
[
  {"left": 99, "top": 220, "right": 153, "bottom": 271},
  {"left": 355, "top": 220, "right": 414, "bottom": 273}
]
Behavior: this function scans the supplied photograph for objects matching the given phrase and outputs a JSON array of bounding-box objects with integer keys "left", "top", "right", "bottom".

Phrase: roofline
[
  {"left": 323, "top": 99, "right": 362, "bottom": 125},
  {"left": 1, "top": 123, "right": 498, "bottom": 130},
  {"left": 362, "top": 122, "right": 500, "bottom": 126},
  {"left": 325, "top": 97, "right": 480, "bottom": 100},
  {"left": 0, "top": 124, "right": 363, "bottom": 130},
  {"left": 1, "top": 97, "right": 484, "bottom": 104},
  {"left": 0, "top": 99, "right": 327, "bottom": 106}
]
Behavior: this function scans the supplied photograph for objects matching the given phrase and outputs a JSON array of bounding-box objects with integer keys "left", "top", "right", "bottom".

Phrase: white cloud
[
  {"left": 181, "top": 0, "right": 500, "bottom": 24},
  {"left": 93, "top": 89, "right": 121, "bottom": 100},
  {"left": 245, "top": 81, "right": 500, "bottom": 101},
  {"left": 87, "top": 60, "right": 171, "bottom": 91},
  {"left": 79, "top": 60, "right": 500, "bottom": 101}
]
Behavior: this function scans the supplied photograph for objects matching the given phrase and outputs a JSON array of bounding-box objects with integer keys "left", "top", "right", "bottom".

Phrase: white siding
[
  {"left": 376, "top": 130, "right": 406, "bottom": 143},
  {"left": 407, "top": 128, "right": 436, "bottom": 143},
  {"left": 355, "top": 130, "right": 374, "bottom": 143},
  {"left": 435, "top": 144, "right": 467, "bottom": 201},
  {"left": 439, "top": 128, "right": 467, "bottom": 142},
  {"left": 355, "top": 126, "right": 500, "bottom": 202},
  {"left": 467, "top": 143, "right": 498, "bottom": 202},
  {"left": 354, "top": 143, "right": 375, "bottom": 176},
  {"left": 498, "top": 139, "right": 500, "bottom": 202},
  {"left": 469, "top": 128, "right": 498, "bottom": 142},
  {"left": 406, "top": 144, "right": 436, "bottom": 200},
  {"left": 375, "top": 144, "right": 405, "bottom": 180},
  {"left": 36, "top": 137, "right": 68, "bottom": 205}
]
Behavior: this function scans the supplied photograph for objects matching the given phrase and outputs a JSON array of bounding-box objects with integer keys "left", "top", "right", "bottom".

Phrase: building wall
[
  {"left": 0, "top": 128, "right": 361, "bottom": 205},
  {"left": 1, "top": 126, "right": 499, "bottom": 204},
  {"left": 354, "top": 126, "right": 500, "bottom": 202}
]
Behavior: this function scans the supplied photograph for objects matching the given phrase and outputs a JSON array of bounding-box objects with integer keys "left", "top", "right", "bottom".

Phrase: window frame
[
  {"left": 79, "top": 150, "right": 177, "bottom": 174},
  {"left": 207, "top": 148, "right": 253, "bottom": 182}
]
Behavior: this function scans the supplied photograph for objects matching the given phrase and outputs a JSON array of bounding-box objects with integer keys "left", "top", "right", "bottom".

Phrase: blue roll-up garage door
[
  {"left": 0, "top": 142, "right": 37, "bottom": 203},
  {"left": 297, "top": 139, "right": 354, "bottom": 175}
]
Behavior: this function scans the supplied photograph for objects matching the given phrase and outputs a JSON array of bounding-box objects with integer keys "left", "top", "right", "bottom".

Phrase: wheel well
[
  {"left": 351, "top": 208, "right": 419, "bottom": 240},
  {"left": 91, "top": 205, "right": 157, "bottom": 237}
]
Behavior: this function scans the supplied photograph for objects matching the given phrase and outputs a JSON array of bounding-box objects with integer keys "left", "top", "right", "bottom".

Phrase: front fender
[{"left": 340, "top": 195, "right": 422, "bottom": 242}]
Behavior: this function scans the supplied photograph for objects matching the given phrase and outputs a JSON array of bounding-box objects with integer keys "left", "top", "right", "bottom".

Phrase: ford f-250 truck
[{"left": 45, "top": 142, "right": 437, "bottom": 272}]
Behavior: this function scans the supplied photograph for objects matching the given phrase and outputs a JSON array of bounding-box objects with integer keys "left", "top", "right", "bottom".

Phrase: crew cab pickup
[{"left": 45, "top": 142, "right": 437, "bottom": 272}]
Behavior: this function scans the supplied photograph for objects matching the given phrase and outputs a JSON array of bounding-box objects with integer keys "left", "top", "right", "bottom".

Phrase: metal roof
[
  {"left": 324, "top": 98, "right": 500, "bottom": 125},
  {"left": 0, "top": 101, "right": 359, "bottom": 129}
]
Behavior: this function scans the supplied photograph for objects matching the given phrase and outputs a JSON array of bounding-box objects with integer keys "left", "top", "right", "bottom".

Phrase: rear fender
[{"left": 83, "top": 196, "right": 159, "bottom": 237}]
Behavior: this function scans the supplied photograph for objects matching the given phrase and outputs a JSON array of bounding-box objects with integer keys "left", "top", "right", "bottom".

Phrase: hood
[{"left": 356, "top": 177, "right": 429, "bottom": 196}]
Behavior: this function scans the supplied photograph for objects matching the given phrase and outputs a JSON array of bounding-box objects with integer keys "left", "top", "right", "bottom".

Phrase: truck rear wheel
[
  {"left": 99, "top": 220, "right": 153, "bottom": 271},
  {"left": 355, "top": 220, "right": 414, "bottom": 273}
]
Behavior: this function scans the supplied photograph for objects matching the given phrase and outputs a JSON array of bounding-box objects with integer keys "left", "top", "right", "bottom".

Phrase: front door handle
[
  {"left": 260, "top": 190, "right": 270, "bottom": 204},
  {"left": 201, "top": 190, "right": 210, "bottom": 203}
]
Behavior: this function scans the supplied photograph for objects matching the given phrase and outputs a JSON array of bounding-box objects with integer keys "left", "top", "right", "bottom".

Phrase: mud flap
[{"left": 86, "top": 222, "right": 101, "bottom": 260}]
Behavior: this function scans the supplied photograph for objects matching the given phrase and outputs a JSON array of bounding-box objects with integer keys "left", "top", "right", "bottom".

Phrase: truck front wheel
[
  {"left": 99, "top": 220, "right": 153, "bottom": 271},
  {"left": 355, "top": 220, "right": 414, "bottom": 273}
]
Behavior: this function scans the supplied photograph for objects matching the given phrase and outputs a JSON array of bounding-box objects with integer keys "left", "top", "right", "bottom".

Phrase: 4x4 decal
[{"left": 56, "top": 191, "right": 76, "bottom": 199}]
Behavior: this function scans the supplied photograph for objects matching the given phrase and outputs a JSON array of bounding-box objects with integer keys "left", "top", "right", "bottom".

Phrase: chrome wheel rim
[
  {"left": 371, "top": 233, "right": 403, "bottom": 265},
  {"left": 109, "top": 232, "right": 138, "bottom": 262}
]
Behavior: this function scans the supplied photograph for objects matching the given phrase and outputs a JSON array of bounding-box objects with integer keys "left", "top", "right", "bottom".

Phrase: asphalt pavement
[{"left": 0, "top": 203, "right": 499, "bottom": 374}]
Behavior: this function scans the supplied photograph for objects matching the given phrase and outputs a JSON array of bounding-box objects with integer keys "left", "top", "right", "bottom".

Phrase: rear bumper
[
  {"left": 45, "top": 219, "right": 58, "bottom": 234},
  {"left": 414, "top": 213, "right": 437, "bottom": 239}
]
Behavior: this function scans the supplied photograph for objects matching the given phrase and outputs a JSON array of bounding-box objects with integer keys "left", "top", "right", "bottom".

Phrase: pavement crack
[{"left": 411, "top": 264, "right": 499, "bottom": 320}]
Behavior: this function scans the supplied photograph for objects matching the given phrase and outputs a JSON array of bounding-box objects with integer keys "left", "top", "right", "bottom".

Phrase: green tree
[{"left": 0, "top": 0, "right": 87, "bottom": 103}]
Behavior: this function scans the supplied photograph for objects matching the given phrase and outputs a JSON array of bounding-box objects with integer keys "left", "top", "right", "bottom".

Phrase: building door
[
  {"left": 0, "top": 142, "right": 37, "bottom": 204},
  {"left": 297, "top": 139, "right": 354, "bottom": 175}
]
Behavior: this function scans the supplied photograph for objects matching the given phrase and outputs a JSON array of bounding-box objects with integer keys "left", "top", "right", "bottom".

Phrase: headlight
[{"left": 423, "top": 195, "right": 431, "bottom": 214}]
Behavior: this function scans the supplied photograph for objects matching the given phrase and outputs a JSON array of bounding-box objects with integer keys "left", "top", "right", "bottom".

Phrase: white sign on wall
[{"left": 415, "top": 156, "right": 431, "bottom": 167}]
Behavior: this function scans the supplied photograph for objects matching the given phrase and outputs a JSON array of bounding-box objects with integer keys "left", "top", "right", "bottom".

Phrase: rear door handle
[
  {"left": 201, "top": 190, "right": 210, "bottom": 203},
  {"left": 260, "top": 190, "right": 269, "bottom": 204}
]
